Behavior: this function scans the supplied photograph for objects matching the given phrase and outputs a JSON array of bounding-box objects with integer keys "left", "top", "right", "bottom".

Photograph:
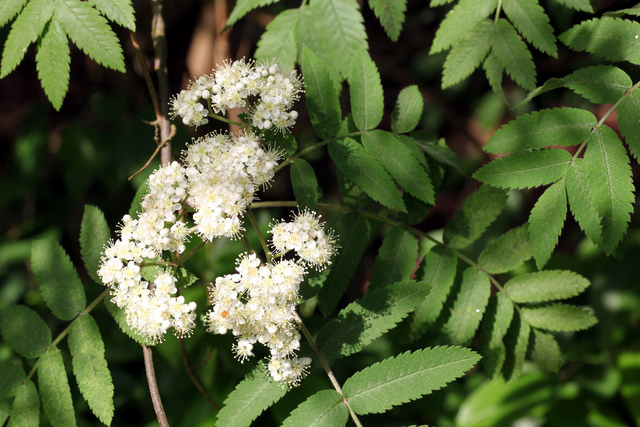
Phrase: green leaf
[
  {"left": 528, "top": 180, "right": 567, "bottom": 269},
  {"left": 38, "top": 346, "right": 76, "bottom": 427},
  {"left": 0, "top": 0, "right": 53, "bottom": 78},
  {"left": 618, "top": 352, "right": 640, "bottom": 425},
  {"left": 87, "top": 0, "right": 135, "bottom": 30},
  {"left": 80, "top": 205, "right": 111, "bottom": 284},
  {"left": 443, "top": 185, "right": 508, "bottom": 249},
  {"left": 583, "top": 125, "right": 634, "bottom": 254},
  {"left": 408, "top": 246, "right": 457, "bottom": 340},
  {"left": 363, "top": 130, "right": 434, "bottom": 204},
  {"left": 255, "top": 8, "right": 298, "bottom": 72},
  {"left": 513, "top": 77, "right": 565, "bottom": 108},
  {"left": 554, "top": 0, "right": 593, "bottom": 12},
  {"left": 282, "top": 390, "right": 347, "bottom": 427},
  {"left": 216, "top": 363, "right": 288, "bottom": 427},
  {"left": 478, "top": 224, "right": 532, "bottom": 274},
  {"left": 502, "top": 313, "right": 530, "bottom": 381},
  {"left": 36, "top": 19, "right": 70, "bottom": 110},
  {"left": 442, "top": 20, "right": 493, "bottom": 88},
  {"left": 473, "top": 149, "right": 572, "bottom": 189},
  {"left": 565, "top": 160, "right": 603, "bottom": 246},
  {"left": 317, "top": 281, "right": 429, "bottom": 358},
  {"left": 319, "top": 213, "right": 373, "bottom": 316},
  {"left": 129, "top": 179, "right": 149, "bottom": 217},
  {"left": 290, "top": 159, "right": 319, "bottom": 212},
  {"left": 31, "top": 238, "right": 86, "bottom": 321},
  {"left": 0, "top": 0, "right": 28, "bottom": 28},
  {"left": 336, "top": 169, "right": 370, "bottom": 210},
  {"left": 520, "top": 304, "right": 597, "bottom": 332},
  {"left": 481, "top": 293, "right": 515, "bottom": 378},
  {"left": 343, "top": 346, "right": 481, "bottom": 414},
  {"left": 504, "top": 270, "right": 590, "bottom": 303},
  {"left": 301, "top": 46, "right": 342, "bottom": 139},
  {"left": 56, "top": 0, "right": 125, "bottom": 72},
  {"left": 68, "top": 315, "right": 113, "bottom": 425},
  {"left": 491, "top": 18, "right": 536, "bottom": 90},
  {"left": 0, "top": 360, "right": 26, "bottom": 398},
  {"left": 104, "top": 298, "right": 153, "bottom": 345},
  {"left": 369, "top": 227, "right": 419, "bottom": 291},
  {"left": 175, "top": 267, "right": 198, "bottom": 289},
  {"left": 349, "top": 51, "right": 384, "bottom": 131},
  {"left": 0, "top": 305, "right": 51, "bottom": 359},
  {"left": 430, "top": 0, "right": 498, "bottom": 54},
  {"left": 564, "top": 65, "right": 632, "bottom": 104},
  {"left": 368, "top": 0, "right": 406, "bottom": 42},
  {"left": 605, "top": 5, "right": 640, "bottom": 18},
  {"left": 617, "top": 89, "right": 640, "bottom": 162},
  {"left": 502, "top": 0, "right": 557, "bottom": 57},
  {"left": 308, "top": 0, "right": 368, "bottom": 81},
  {"left": 442, "top": 267, "right": 491, "bottom": 346},
  {"left": 530, "top": 329, "right": 563, "bottom": 373},
  {"left": 328, "top": 138, "right": 406, "bottom": 212},
  {"left": 8, "top": 381, "right": 39, "bottom": 427},
  {"left": 483, "top": 107, "right": 596, "bottom": 153},
  {"left": 227, "top": 0, "right": 280, "bottom": 28},
  {"left": 431, "top": 0, "right": 456, "bottom": 5},
  {"left": 483, "top": 51, "right": 508, "bottom": 104},
  {"left": 412, "top": 132, "right": 466, "bottom": 175},
  {"left": 559, "top": 18, "right": 640, "bottom": 65},
  {"left": 391, "top": 85, "right": 423, "bottom": 134},
  {"left": 0, "top": 402, "right": 8, "bottom": 426}
]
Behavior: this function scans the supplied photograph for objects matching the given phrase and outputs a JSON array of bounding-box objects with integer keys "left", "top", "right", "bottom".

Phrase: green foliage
[
  {"left": 430, "top": 0, "right": 498, "bottom": 54},
  {"left": 528, "top": 180, "right": 567, "bottom": 269},
  {"left": 316, "top": 281, "right": 429, "bottom": 358},
  {"left": 0, "top": 0, "right": 131, "bottom": 110},
  {"left": 290, "top": 159, "right": 319, "bottom": 212},
  {"left": 226, "top": 0, "right": 281, "bottom": 28},
  {"left": 255, "top": 9, "right": 298, "bottom": 71},
  {"left": 68, "top": 315, "right": 114, "bottom": 425},
  {"left": 502, "top": 0, "right": 556, "bottom": 57},
  {"left": 481, "top": 294, "right": 514, "bottom": 378},
  {"left": 368, "top": 226, "right": 419, "bottom": 291},
  {"left": 216, "top": 363, "right": 288, "bottom": 427},
  {"left": 349, "top": 51, "right": 384, "bottom": 131},
  {"left": 530, "top": 329, "right": 563, "bottom": 373},
  {"left": 9, "top": 381, "right": 39, "bottom": 427},
  {"left": 502, "top": 313, "right": 530, "bottom": 380},
  {"left": 38, "top": 346, "right": 76, "bottom": 427},
  {"left": 282, "top": 390, "right": 347, "bottom": 427},
  {"left": 0, "top": 360, "right": 26, "bottom": 398},
  {"left": 443, "top": 185, "right": 508, "bottom": 249},
  {"left": 617, "top": 90, "right": 640, "bottom": 161},
  {"left": 521, "top": 304, "right": 598, "bottom": 331},
  {"left": 491, "top": 18, "right": 536, "bottom": 90},
  {"left": 504, "top": 270, "right": 590, "bottom": 303},
  {"left": 442, "top": 20, "right": 493, "bottom": 89},
  {"left": 412, "top": 131, "right": 466, "bottom": 175},
  {"left": 478, "top": 224, "right": 532, "bottom": 274},
  {"left": 368, "top": 0, "right": 407, "bottom": 42},
  {"left": 31, "top": 238, "right": 86, "bottom": 321},
  {"left": 0, "top": 0, "right": 28, "bottom": 28},
  {"left": 564, "top": 65, "right": 632, "bottom": 104},
  {"left": 0, "top": 305, "right": 51, "bottom": 359},
  {"left": 80, "top": 205, "right": 111, "bottom": 284},
  {"left": 441, "top": 268, "right": 491, "bottom": 346},
  {"left": 391, "top": 85, "right": 423, "bottom": 134},
  {"left": 342, "top": 346, "right": 481, "bottom": 414}
]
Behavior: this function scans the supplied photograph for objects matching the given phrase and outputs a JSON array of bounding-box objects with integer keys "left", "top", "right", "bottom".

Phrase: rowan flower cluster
[
  {"left": 97, "top": 131, "right": 280, "bottom": 342},
  {"left": 204, "top": 211, "right": 336, "bottom": 386},
  {"left": 170, "top": 58, "right": 303, "bottom": 131}
]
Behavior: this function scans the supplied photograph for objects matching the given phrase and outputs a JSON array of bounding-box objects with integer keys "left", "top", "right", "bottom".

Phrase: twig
[
  {"left": 151, "top": 0, "right": 172, "bottom": 166},
  {"left": 179, "top": 339, "right": 221, "bottom": 410},
  {"left": 143, "top": 345, "right": 170, "bottom": 427}
]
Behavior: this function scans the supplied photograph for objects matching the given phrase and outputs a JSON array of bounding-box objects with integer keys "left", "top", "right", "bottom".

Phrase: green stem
[
  {"left": 208, "top": 111, "right": 244, "bottom": 127},
  {"left": 494, "top": 0, "right": 503, "bottom": 25},
  {"left": 246, "top": 210, "right": 271, "bottom": 263}
]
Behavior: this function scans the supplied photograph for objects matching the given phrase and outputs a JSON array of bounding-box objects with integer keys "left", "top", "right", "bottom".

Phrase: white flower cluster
[
  {"left": 270, "top": 210, "right": 337, "bottom": 270},
  {"left": 204, "top": 212, "right": 337, "bottom": 386},
  {"left": 98, "top": 131, "right": 280, "bottom": 342},
  {"left": 170, "top": 58, "right": 303, "bottom": 131}
]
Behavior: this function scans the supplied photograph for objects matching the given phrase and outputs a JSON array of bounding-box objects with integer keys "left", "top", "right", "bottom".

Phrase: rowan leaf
[
  {"left": 0, "top": 0, "right": 28, "bottom": 28},
  {"left": 87, "top": 0, "right": 136, "bottom": 30},
  {"left": 35, "top": 19, "right": 70, "bottom": 110},
  {"left": 502, "top": 313, "right": 530, "bottom": 381},
  {"left": 343, "top": 346, "right": 481, "bottom": 414},
  {"left": 554, "top": 0, "right": 593, "bottom": 12},
  {"left": 31, "top": 238, "right": 86, "bottom": 321},
  {"left": 8, "top": 381, "right": 39, "bottom": 427},
  {"left": 328, "top": 138, "right": 405, "bottom": 212},
  {"left": 0, "top": 360, "right": 26, "bottom": 399},
  {"left": 443, "top": 185, "right": 508, "bottom": 249},
  {"left": 504, "top": 270, "right": 590, "bottom": 303},
  {"left": 565, "top": 159, "right": 603, "bottom": 247},
  {"left": 559, "top": 18, "right": 640, "bottom": 65},
  {"left": 255, "top": 8, "right": 298, "bottom": 72},
  {"left": 391, "top": 85, "right": 423, "bottom": 134},
  {"left": 227, "top": 0, "right": 281, "bottom": 28},
  {"left": 316, "top": 281, "right": 429, "bottom": 358},
  {"left": 483, "top": 107, "right": 596, "bottom": 153},
  {"left": 282, "top": 390, "right": 347, "bottom": 427},
  {"left": 473, "top": 149, "right": 572, "bottom": 189},
  {"left": 513, "top": 77, "right": 565, "bottom": 108},
  {"left": 583, "top": 125, "right": 634, "bottom": 254},
  {"left": 411, "top": 131, "right": 466, "bottom": 175},
  {"left": 0, "top": 305, "right": 51, "bottom": 359},
  {"left": 503, "top": 0, "right": 557, "bottom": 56},
  {"left": 530, "top": 329, "right": 563, "bottom": 373},
  {"left": 368, "top": 0, "right": 407, "bottom": 42},
  {"left": 80, "top": 205, "right": 111, "bottom": 284},
  {"left": 520, "top": 304, "right": 597, "bottom": 332},
  {"left": 528, "top": 180, "right": 567, "bottom": 269},
  {"left": 349, "top": 51, "right": 384, "bottom": 131},
  {"left": 290, "top": 159, "right": 319, "bottom": 212},
  {"left": 38, "top": 346, "right": 76, "bottom": 427},
  {"left": 483, "top": 51, "right": 508, "bottom": 104},
  {"left": 442, "top": 267, "right": 491, "bottom": 346},
  {"left": 430, "top": 0, "right": 498, "bottom": 53},
  {"left": 564, "top": 65, "right": 632, "bottom": 104},
  {"left": 368, "top": 226, "right": 419, "bottom": 291},
  {"left": 617, "top": 89, "right": 640, "bottom": 162},
  {"left": 481, "top": 293, "right": 515, "bottom": 378},
  {"left": 491, "top": 18, "right": 536, "bottom": 90},
  {"left": 442, "top": 19, "right": 493, "bottom": 88},
  {"left": 478, "top": 224, "right": 533, "bottom": 274}
]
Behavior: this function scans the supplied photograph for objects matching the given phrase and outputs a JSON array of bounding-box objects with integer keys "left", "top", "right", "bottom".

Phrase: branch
[{"left": 143, "top": 345, "right": 170, "bottom": 427}]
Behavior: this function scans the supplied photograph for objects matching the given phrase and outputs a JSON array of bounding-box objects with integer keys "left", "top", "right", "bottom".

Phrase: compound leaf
[
  {"left": 442, "top": 19, "right": 493, "bottom": 89},
  {"left": 31, "top": 238, "right": 86, "bottom": 321},
  {"left": 80, "top": 205, "right": 111, "bottom": 285},
  {"left": 227, "top": 0, "right": 280, "bottom": 28},
  {"left": 504, "top": 270, "right": 590, "bottom": 303},
  {"left": 520, "top": 304, "right": 597, "bottom": 332},
  {"left": 343, "top": 346, "right": 481, "bottom": 414},
  {"left": 282, "top": 390, "right": 347, "bottom": 427},
  {"left": 554, "top": 0, "right": 593, "bottom": 12},
  {"left": 530, "top": 329, "right": 563, "bottom": 373},
  {"left": 68, "top": 315, "right": 114, "bottom": 425},
  {"left": 349, "top": 51, "right": 384, "bottom": 131},
  {"left": 392, "top": 85, "right": 423, "bottom": 134},
  {"left": 0, "top": 305, "right": 51, "bottom": 359},
  {"left": 368, "top": 226, "right": 419, "bottom": 291},
  {"left": 481, "top": 293, "right": 515, "bottom": 378},
  {"left": 503, "top": 0, "right": 557, "bottom": 56},
  {"left": 528, "top": 180, "right": 567, "bottom": 269},
  {"left": 38, "top": 346, "right": 76, "bottom": 427},
  {"left": 87, "top": 0, "right": 135, "bottom": 30},
  {"left": 0, "top": 0, "right": 28, "bottom": 28},
  {"left": 36, "top": 19, "right": 70, "bottom": 110},
  {"left": 502, "top": 313, "right": 530, "bottom": 381},
  {"left": 316, "top": 281, "right": 429, "bottom": 359},
  {"left": 9, "top": 381, "right": 39, "bottom": 427},
  {"left": 491, "top": 18, "right": 536, "bottom": 90},
  {"left": 564, "top": 65, "right": 632, "bottom": 104},
  {"left": 301, "top": 46, "right": 341, "bottom": 139},
  {"left": 290, "top": 159, "right": 319, "bottom": 212},
  {"left": 473, "top": 149, "right": 572, "bottom": 189},
  {"left": 483, "top": 107, "right": 596, "bottom": 153},
  {"left": 430, "top": 0, "right": 498, "bottom": 53},
  {"left": 442, "top": 267, "right": 491, "bottom": 346},
  {"left": 444, "top": 185, "right": 508, "bottom": 249},
  {"left": 255, "top": 8, "right": 299, "bottom": 72},
  {"left": 478, "top": 224, "right": 532, "bottom": 274},
  {"left": 617, "top": 89, "right": 640, "bottom": 162},
  {"left": 559, "top": 18, "right": 640, "bottom": 65},
  {"left": 368, "top": 0, "right": 406, "bottom": 42}
]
